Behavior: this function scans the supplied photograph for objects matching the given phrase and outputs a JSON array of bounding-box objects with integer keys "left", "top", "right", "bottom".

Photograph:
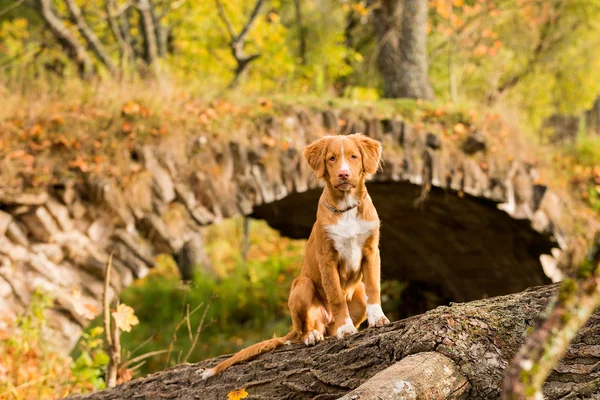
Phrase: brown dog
[{"left": 201, "top": 133, "right": 389, "bottom": 379}]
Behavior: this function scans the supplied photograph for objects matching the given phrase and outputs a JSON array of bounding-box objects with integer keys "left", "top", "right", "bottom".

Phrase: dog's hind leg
[{"left": 289, "top": 276, "right": 328, "bottom": 346}]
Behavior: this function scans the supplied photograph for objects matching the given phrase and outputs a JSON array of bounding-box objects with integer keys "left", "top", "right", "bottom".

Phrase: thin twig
[
  {"left": 165, "top": 301, "right": 205, "bottom": 367},
  {"left": 122, "top": 349, "right": 169, "bottom": 369},
  {"left": 0, "top": 0, "right": 26, "bottom": 18},
  {"left": 236, "top": 0, "right": 265, "bottom": 44},
  {"left": 103, "top": 253, "right": 114, "bottom": 348},
  {"left": 214, "top": 0, "right": 235, "bottom": 40},
  {"left": 186, "top": 304, "right": 193, "bottom": 342},
  {"left": 126, "top": 333, "right": 156, "bottom": 360},
  {"left": 183, "top": 298, "right": 211, "bottom": 363}
]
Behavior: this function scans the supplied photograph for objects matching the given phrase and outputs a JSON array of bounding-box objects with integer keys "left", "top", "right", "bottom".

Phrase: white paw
[
  {"left": 336, "top": 318, "right": 359, "bottom": 339},
  {"left": 367, "top": 304, "right": 390, "bottom": 328},
  {"left": 303, "top": 329, "right": 324, "bottom": 346},
  {"left": 199, "top": 368, "right": 215, "bottom": 380}
]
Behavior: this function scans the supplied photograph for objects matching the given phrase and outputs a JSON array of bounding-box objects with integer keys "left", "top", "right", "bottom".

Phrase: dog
[{"left": 201, "top": 133, "right": 389, "bottom": 379}]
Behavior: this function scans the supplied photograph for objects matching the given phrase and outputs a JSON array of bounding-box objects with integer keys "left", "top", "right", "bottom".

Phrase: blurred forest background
[{"left": 2, "top": 0, "right": 600, "bottom": 398}]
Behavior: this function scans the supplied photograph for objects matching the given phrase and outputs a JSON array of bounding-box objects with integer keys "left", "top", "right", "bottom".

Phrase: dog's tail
[{"left": 200, "top": 330, "right": 299, "bottom": 379}]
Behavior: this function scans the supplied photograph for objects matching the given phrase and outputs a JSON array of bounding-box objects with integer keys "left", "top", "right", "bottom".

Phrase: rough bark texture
[
  {"left": 373, "top": 0, "right": 435, "bottom": 100},
  {"left": 66, "top": 284, "right": 600, "bottom": 400},
  {"left": 0, "top": 107, "right": 589, "bottom": 354}
]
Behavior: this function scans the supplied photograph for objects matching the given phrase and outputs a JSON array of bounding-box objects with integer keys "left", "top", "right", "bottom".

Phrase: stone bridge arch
[{"left": 0, "top": 107, "right": 573, "bottom": 351}]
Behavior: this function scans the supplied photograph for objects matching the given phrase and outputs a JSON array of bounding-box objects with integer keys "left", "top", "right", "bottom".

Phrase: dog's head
[{"left": 303, "top": 134, "right": 382, "bottom": 191}]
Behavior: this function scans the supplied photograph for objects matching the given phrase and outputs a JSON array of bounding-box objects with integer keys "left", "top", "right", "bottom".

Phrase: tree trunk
[
  {"left": 66, "top": 284, "right": 600, "bottom": 400},
  {"left": 294, "top": 0, "right": 307, "bottom": 65},
  {"left": 136, "top": 0, "right": 159, "bottom": 68},
  {"left": 586, "top": 95, "right": 600, "bottom": 136},
  {"left": 373, "top": 0, "right": 434, "bottom": 100},
  {"left": 34, "top": 0, "right": 95, "bottom": 79}
]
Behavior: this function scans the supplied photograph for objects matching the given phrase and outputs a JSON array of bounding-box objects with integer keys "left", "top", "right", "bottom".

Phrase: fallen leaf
[{"left": 227, "top": 388, "right": 248, "bottom": 400}]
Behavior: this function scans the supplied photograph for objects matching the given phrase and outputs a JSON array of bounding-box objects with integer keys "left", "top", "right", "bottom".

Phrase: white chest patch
[{"left": 325, "top": 209, "right": 378, "bottom": 273}]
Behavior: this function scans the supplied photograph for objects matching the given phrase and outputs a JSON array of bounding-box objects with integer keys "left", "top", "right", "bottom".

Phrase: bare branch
[
  {"left": 236, "top": 0, "right": 265, "bottom": 44},
  {"left": 0, "top": 0, "right": 26, "bottom": 18},
  {"left": 33, "top": 0, "right": 94, "bottom": 78},
  {"left": 214, "top": 0, "right": 266, "bottom": 87},
  {"left": 64, "top": 0, "right": 118, "bottom": 77},
  {"left": 105, "top": 0, "right": 134, "bottom": 69},
  {"left": 214, "top": 0, "right": 235, "bottom": 40},
  {"left": 183, "top": 298, "right": 211, "bottom": 363}
]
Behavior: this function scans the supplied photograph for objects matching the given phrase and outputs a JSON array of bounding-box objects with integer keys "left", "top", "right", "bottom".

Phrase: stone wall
[{"left": 0, "top": 107, "right": 580, "bottom": 352}]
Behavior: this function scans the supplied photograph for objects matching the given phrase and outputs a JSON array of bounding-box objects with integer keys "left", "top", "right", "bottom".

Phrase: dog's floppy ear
[
  {"left": 303, "top": 137, "right": 329, "bottom": 179},
  {"left": 352, "top": 134, "right": 382, "bottom": 175}
]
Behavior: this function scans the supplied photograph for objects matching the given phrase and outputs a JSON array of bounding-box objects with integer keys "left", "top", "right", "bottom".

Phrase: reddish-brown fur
[{"left": 201, "top": 133, "right": 389, "bottom": 379}]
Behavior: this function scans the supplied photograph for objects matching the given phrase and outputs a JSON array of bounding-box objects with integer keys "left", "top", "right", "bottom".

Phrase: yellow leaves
[
  {"left": 227, "top": 388, "right": 248, "bottom": 400},
  {"left": 350, "top": 3, "right": 369, "bottom": 16},
  {"left": 112, "top": 304, "right": 139, "bottom": 333}
]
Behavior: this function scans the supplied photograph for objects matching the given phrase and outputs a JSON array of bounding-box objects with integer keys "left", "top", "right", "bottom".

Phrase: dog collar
[{"left": 323, "top": 195, "right": 366, "bottom": 215}]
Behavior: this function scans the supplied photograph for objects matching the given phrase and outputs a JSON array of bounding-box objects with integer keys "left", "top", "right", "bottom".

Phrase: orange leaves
[
  {"left": 68, "top": 156, "right": 89, "bottom": 172},
  {"left": 6, "top": 149, "right": 35, "bottom": 167},
  {"left": 122, "top": 100, "right": 141, "bottom": 116},
  {"left": 122, "top": 121, "right": 134, "bottom": 134},
  {"left": 258, "top": 97, "right": 272, "bottom": 110},
  {"left": 474, "top": 45, "right": 488, "bottom": 57},
  {"left": 227, "top": 388, "right": 249, "bottom": 400},
  {"left": 112, "top": 304, "right": 139, "bottom": 333}
]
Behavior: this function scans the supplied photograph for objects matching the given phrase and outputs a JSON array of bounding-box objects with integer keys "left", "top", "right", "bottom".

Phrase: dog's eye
[
  {"left": 350, "top": 155, "right": 357, "bottom": 160},
  {"left": 329, "top": 156, "right": 336, "bottom": 162}
]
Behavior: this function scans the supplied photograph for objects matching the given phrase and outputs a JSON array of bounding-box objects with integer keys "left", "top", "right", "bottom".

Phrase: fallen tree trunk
[{"left": 66, "top": 284, "right": 600, "bottom": 400}]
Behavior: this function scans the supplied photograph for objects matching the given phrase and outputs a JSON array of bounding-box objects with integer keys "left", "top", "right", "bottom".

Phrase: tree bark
[
  {"left": 33, "top": 0, "right": 95, "bottom": 78},
  {"left": 136, "top": 0, "right": 159, "bottom": 68},
  {"left": 373, "top": 0, "right": 435, "bottom": 100},
  {"left": 66, "top": 284, "right": 600, "bottom": 400}
]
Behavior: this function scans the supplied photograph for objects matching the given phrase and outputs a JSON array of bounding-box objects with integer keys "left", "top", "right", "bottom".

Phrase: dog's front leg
[
  {"left": 319, "top": 257, "right": 358, "bottom": 339},
  {"left": 362, "top": 238, "right": 390, "bottom": 328}
]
